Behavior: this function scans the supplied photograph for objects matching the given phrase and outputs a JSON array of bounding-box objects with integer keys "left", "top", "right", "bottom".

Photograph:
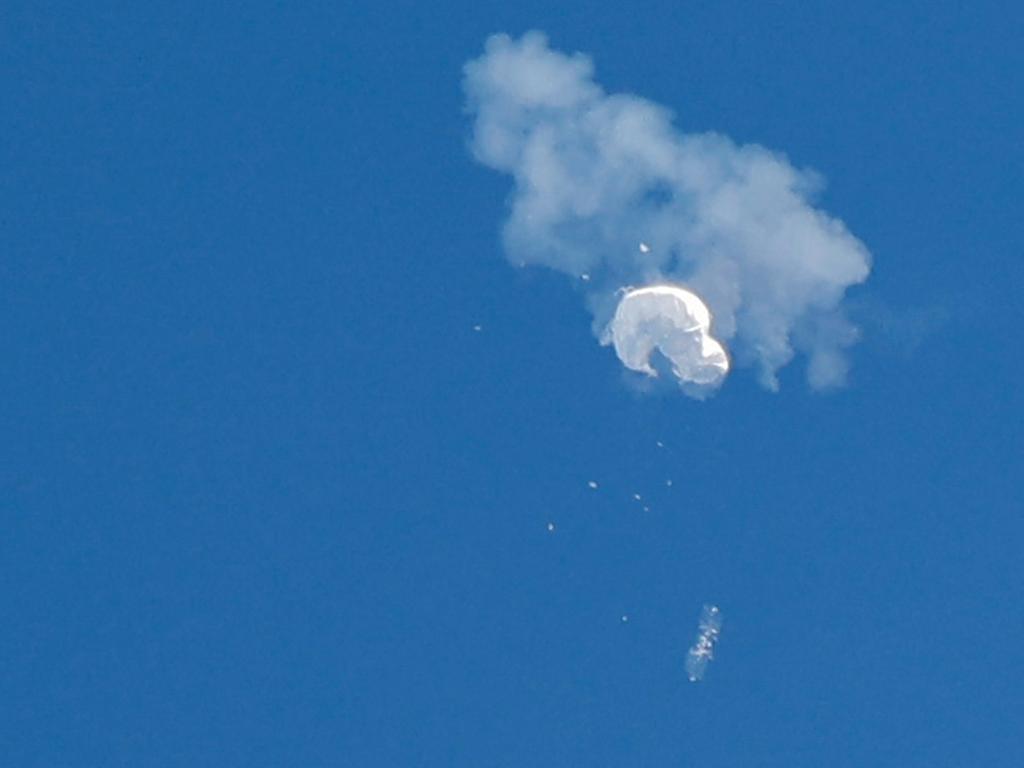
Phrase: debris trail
[{"left": 685, "top": 605, "right": 722, "bottom": 682}]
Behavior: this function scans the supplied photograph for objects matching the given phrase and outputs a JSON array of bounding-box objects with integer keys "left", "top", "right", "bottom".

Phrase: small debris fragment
[
  {"left": 547, "top": 522, "right": 555, "bottom": 532},
  {"left": 587, "top": 480, "right": 599, "bottom": 489},
  {"left": 666, "top": 479, "right": 673, "bottom": 487},
  {"left": 621, "top": 615, "right": 629, "bottom": 623},
  {"left": 633, "top": 493, "right": 642, "bottom": 501},
  {"left": 580, "top": 272, "right": 591, "bottom": 282},
  {"left": 472, "top": 324, "right": 483, "bottom": 332},
  {"left": 656, "top": 440, "right": 664, "bottom": 448},
  {"left": 639, "top": 242, "right": 651, "bottom": 253}
]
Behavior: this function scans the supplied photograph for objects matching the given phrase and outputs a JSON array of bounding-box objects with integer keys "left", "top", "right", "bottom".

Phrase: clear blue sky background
[{"left": 2, "top": 2, "right": 1022, "bottom": 766}]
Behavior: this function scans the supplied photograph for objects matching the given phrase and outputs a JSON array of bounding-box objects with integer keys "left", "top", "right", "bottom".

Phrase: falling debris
[
  {"left": 472, "top": 324, "right": 483, "bottom": 332},
  {"left": 633, "top": 493, "right": 642, "bottom": 501},
  {"left": 621, "top": 615, "right": 629, "bottom": 623},
  {"left": 655, "top": 440, "right": 664, "bottom": 448},
  {"left": 642, "top": 506, "right": 650, "bottom": 512},
  {"left": 685, "top": 605, "right": 722, "bottom": 682},
  {"left": 665, "top": 479, "right": 673, "bottom": 487},
  {"left": 587, "top": 480, "right": 599, "bottom": 489},
  {"left": 639, "top": 242, "right": 651, "bottom": 253},
  {"left": 546, "top": 522, "right": 555, "bottom": 532},
  {"left": 580, "top": 273, "right": 591, "bottom": 282}
]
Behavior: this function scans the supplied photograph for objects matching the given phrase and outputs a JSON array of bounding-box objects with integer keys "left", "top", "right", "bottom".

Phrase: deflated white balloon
[{"left": 605, "top": 285, "right": 729, "bottom": 388}]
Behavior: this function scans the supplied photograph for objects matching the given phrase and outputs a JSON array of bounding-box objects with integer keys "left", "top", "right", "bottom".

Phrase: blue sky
[{"left": 2, "top": 2, "right": 1022, "bottom": 765}]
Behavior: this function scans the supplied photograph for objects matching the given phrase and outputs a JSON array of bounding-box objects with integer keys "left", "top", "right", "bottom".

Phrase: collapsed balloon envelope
[{"left": 604, "top": 285, "right": 729, "bottom": 389}]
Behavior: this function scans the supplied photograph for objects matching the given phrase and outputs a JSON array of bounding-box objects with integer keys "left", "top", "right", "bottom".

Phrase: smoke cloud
[{"left": 463, "top": 32, "right": 872, "bottom": 393}]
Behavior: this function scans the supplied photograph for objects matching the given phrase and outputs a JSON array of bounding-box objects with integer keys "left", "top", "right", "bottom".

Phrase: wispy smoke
[{"left": 463, "top": 32, "right": 872, "bottom": 393}]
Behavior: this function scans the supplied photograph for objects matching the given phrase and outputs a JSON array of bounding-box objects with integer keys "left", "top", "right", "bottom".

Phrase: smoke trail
[{"left": 463, "top": 32, "right": 872, "bottom": 394}]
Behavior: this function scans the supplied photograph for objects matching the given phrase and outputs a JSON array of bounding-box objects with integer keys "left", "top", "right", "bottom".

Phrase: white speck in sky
[
  {"left": 621, "top": 615, "right": 629, "bottom": 623},
  {"left": 473, "top": 324, "right": 483, "bottom": 332},
  {"left": 633, "top": 493, "right": 642, "bottom": 501},
  {"left": 656, "top": 440, "right": 664, "bottom": 448},
  {"left": 580, "top": 272, "right": 591, "bottom": 282},
  {"left": 666, "top": 479, "right": 673, "bottom": 487},
  {"left": 639, "top": 242, "right": 651, "bottom": 253},
  {"left": 588, "top": 480, "right": 598, "bottom": 489},
  {"left": 547, "top": 522, "right": 555, "bottom": 532}
]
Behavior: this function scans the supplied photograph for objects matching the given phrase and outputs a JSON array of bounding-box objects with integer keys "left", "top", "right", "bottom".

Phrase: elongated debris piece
[{"left": 685, "top": 605, "right": 722, "bottom": 682}]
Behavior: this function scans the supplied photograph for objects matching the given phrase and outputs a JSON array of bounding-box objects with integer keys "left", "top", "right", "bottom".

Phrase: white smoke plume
[{"left": 463, "top": 32, "right": 872, "bottom": 394}]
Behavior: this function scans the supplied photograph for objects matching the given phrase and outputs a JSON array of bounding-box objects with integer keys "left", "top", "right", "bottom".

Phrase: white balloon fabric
[{"left": 604, "top": 285, "right": 729, "bottom": 390}]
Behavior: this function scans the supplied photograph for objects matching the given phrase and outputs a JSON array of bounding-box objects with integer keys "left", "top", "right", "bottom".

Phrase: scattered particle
[
  {"left": 639, "top": 242, "right": 651, "bottom": 253},
  {"left": 472, "top": 324, "right": 483, "bottom": 332},
  {"left": 547, "top": 522, "right": 555, "bottom": 532},
  {"left": 587, "top": 480, "right": 599, "bottom": 489},
  {"left": 633, "top": 493, "right": 642, "bottom": 501},
  {"left": 621, "top": 615, "right": 629, "bottom": 623},
  {"left": 642, "top": 506, "right": 650, "bottom": 512},
  {"left": 666, "top": 479, "right": 673, "bottom": 487},
  {"left": 656, "top": 440, "right": 664, "bottom": 448},
  {"left": 580, "top": 272, "right": 591, "bottom": 282}
]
